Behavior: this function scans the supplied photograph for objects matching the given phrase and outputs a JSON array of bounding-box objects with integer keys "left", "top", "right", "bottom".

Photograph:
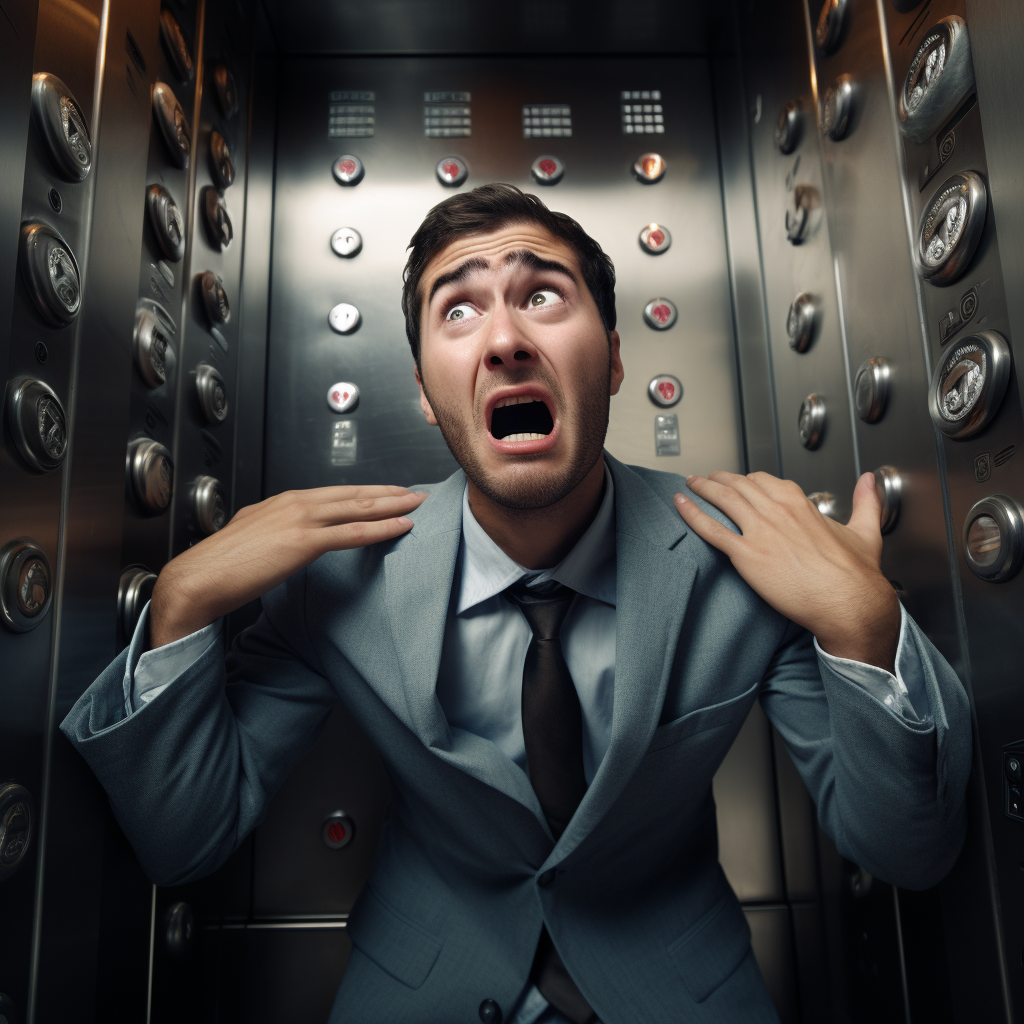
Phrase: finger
[
  {"left": 314, "top": 492, "right": 428, "bottom": 525},
  {"left": 673, "top": 492, "right": 743, "bottom": 557},
  {"left": 745, "top": 471, "right": 813, "bottom": 510},
  {"left": 705, "top": 471, "right": 780, "bottom": 516},
  {"left": 230, "top": 485, "right": 420, "bottom": 525},
  {"left": 846, "top": 472, "right": 883, "bottom": 544},
  {"left": 685, "top": 475, "right": 760, "bottom": 529},
  {"left": 324, "top": 516, "right": 416, "bottom": 551}
]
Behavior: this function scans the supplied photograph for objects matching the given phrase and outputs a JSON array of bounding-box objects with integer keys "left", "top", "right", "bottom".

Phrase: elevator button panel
[
  {"left": 808, "top": 491, "right": 838, "bottom": 519},
  {"left": 648, "top": 374, "right": 682, "bottom": 407},
  {"left": 821, "top": 75, "right": 854, "bottom": 141},
  {"left": 327, "top": 382, "right": 359, "bottom": 413},
  {"left": 152, "top": 82, "right": 191, "bottom": 169},
  {"left": 118, "top": 565, "right": 157, "bottom": 642},
  {"left": 436, "top": 156, "right": 468, "bottom": 186},
  {"left": 133, "top": 309, "right": 173, "bottom": 388},
  {"left": 200, "top": 271, "right": 230, "bottom": 325},
  {"left": 798, "top": 394, "right": 826, "bottom": 449},
  {"left": 928, "top": 331, "right": 1011, "bottom": 439},
  {"left": 643, "top": 297, "right": 677, "bottom": 330},
  {"left": 6, "top": 377, "right": 67, "bottom": 472},
  {"left": 787, "top": 293, "right": 816, "bottom": 352},
  {"left": 209, "top": 131, "right": 235, "bottom": 190},
  {"left": 917, "top": 171, "right": 987, "bottom": 285},
  {"left": 194, "top": 363, "right": 228, "bottom": 423},
  {"left": 328, "top": 302, "right": 360, "bottom": 334},
  {"left": 31, "top": 73, "right": 91, "bottom": 181},
  {"left": 816, "top": 0, "right": 847, "bottom": 53},
  {"left": 854, "top": 357, "right": 891, "bottom": 423},
  {"left": 963, "top": 495, "right": 1024, "bottom": 582},
  {"left": 531, "top": 155, "right": 564, "bottom": 185},
  {"left": 633, "top": 152, "right": 666, "bottom": 183},
  {"left": 146, "top": 184, "right": 185, "bottom": 262},
  {"left": 191, "top": 475, "right": 227, "bottom": 535},
  {"left": 0, "top": 540, "right": 52, "bottom": 633},
  {"left": 330, "top": 227, "right": 362, "bottom": 258},
  {"left": 873, "top": 467, "right": 901, "bottom": 534},
  {"left": 128, "top": 437, "right": 174, "bottom": 514},
  {"left": 332, "top": 155, "right": 364, "bottom": 186},
  {"left": 202, "top": 188, "right": 233, "bottom": 251},
  {"left": 0, "top": 783, "right": 33, "bottom": 877},
  {"left": 213, "top": 63, "right": 238, "bottom": 119},
  {"left": 638, "top": 223, "right": 671, "bottom": 254},
  {"left": 775, "top": 101, "right": 801, "bottom": 155},
  {"left": 899, "top": 17, "right": 974, "bottom": 143},
  {"left": 19, "top": 223, "right": 81, "bottom": 326}
]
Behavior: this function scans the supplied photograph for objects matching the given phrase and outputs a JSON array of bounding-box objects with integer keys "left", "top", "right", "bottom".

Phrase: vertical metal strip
[
  {"left": 831, "top": 254, "right": 861, "bottom": 478},
  {"left": 145, "top": 883, "right": 157, "bottom": 1024}
]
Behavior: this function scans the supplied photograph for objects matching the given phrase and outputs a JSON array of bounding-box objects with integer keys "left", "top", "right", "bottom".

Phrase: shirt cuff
[
  {"left": 123, "top": 601, "right": 222, "bottom": 716},
  {"left": 813, "top": 605, "right": 931, "bottom": 727}
]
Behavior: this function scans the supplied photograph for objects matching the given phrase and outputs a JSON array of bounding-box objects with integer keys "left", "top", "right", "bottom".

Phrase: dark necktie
[{"left": 505, "top": 580, "right": 597, "bottom": 1024}]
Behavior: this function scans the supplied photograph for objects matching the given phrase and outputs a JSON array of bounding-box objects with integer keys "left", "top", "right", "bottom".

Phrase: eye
[
  {"left": 445, "top": 303, "right": 479, "bottom": 322},
  {"left": 529, "top": 289, "right": 563, "bottom": 308}
]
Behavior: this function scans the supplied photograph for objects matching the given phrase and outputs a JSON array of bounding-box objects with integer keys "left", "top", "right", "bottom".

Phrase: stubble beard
[{"left": 422, "top": 358, "right": 612, "bottom": 512}]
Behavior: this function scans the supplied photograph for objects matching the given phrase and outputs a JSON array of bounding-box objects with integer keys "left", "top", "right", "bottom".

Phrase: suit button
[
  {"left": 538, "top": 869, "right": 556, "bottom": 886},
  {"left": 479, "top": 998, "right": 502, "bottom": 1023}
]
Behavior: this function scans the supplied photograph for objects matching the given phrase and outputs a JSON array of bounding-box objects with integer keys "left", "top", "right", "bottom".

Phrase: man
[{"left": 63, "top": 184, "right": 971, "bottom": 1024}]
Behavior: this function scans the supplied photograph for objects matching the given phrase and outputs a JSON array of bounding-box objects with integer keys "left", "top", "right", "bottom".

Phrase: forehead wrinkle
[{"left": 427, "top": 256, "right": 491, "bottom": 305}]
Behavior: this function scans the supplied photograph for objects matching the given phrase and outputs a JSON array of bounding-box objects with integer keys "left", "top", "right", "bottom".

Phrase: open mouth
[{"left": 489, "top": 396, "right": 555, "bottom": 442}]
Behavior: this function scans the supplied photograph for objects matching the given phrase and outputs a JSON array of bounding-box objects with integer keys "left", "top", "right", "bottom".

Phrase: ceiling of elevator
[{"left": 260, "top": 0, "right": 727, "bottom": 55}]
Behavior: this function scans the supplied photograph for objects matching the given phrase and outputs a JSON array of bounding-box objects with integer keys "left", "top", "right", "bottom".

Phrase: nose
[{"left": 481, "top": 303, "right": 539, "bottom": 370}]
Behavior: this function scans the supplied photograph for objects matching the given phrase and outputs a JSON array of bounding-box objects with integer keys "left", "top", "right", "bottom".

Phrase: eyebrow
[
  {"left": 426, "top": 249, "right": 579, "bottom": 306},
  {"left": 427, "top": 257, "right": 490, "bottom": 305}
]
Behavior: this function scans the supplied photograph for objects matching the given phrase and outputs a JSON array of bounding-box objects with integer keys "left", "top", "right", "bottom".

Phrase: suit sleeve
[
  {"left": 758, "top": 606, "right": 972, "bottom": 890},
  {"left": 59, "top": 567, "right": 338, "bottom": 886}
]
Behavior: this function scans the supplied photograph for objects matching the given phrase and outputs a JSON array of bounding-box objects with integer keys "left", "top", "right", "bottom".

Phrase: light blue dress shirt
[{"left": 125, "top": 465, "right": 930, "bottom": 1024}]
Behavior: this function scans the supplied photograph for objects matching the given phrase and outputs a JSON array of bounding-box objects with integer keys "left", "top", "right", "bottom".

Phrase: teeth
[
  {"left": 495, "top": 396, "right": 542, "bottom": 409},
  {"left": 501, "top": 432, "right": 548, "bottom": 442}
]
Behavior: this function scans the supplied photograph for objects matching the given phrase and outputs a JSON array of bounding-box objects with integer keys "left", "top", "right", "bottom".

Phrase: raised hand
[
  {"left": 675, "top": 471, "right": 900, "bottom": 673},
  {"left": 149, "top": 485, "right": 428, "bottom": 648}
]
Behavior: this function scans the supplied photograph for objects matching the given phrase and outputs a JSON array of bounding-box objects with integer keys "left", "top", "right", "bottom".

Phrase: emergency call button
[
  {"left": 327, "top": 382, "right": 359, "bottom": 414},
  {"left": 332, "top": 154, "right": 364, "bottom": 186},
  {"left": 531, "top": 155, "right": 564, "bottom": 185},
  {"left": 639, "top": 223, "right": 671, "bottom": 255},
  {"left": 633, "top": 152, "right": 666, "bottom": 183},
  {"left": 436, "top": 156, "right": 468, "bottom": 186},
  {"left": 648, "top": 374, "right": 682, "bottom": 407},
  {"left": 322, "top": 810, "right": 356, "bottom": 848},
  {"left": 643, "top": 297, "right": 678, "bottom": 330}
]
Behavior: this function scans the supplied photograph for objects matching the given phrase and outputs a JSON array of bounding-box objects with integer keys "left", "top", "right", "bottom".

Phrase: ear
[
  {"left": 608, "top": 330, "right": 624, "bottom": 396},
  {"left": 415, "top": 365, "right": 439, "bottom": 426}
]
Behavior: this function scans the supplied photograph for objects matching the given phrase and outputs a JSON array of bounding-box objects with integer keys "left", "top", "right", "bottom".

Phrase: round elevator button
[
  {"left": 479, "top": 999, "right": 502, "bottom": 1024},
  {"left": 436, "top": 156, "right": 468, "bottom": 186},
  {"left": 330, "top": 227, "right": 363, "bottom": 258},
  {"left": 194, "top": 363, "right": 228, "bottom": 423},
  {"left": 917, "top": 171, "right": 987, "bottom": 285},
  {"left": 820, "top": 75, "right": 855, "bottom": 141},
  {"left": 118, "top": 565, "right": 157, "bottom": 642},
  {"left": 0, "top": 541, "right": 52, "bottom": 633},
  {"left": 19, "top": 223, "right": 81, "bottom": 326},
  {"left": 775, "top": 100, "right": 801, "bottom": 154},
  {"left": 152, "top": 82, "right": 191, "bottom": 169},
  {"left": 854, "top": 357, "right": 891, "bottom": 423},
  {"left": 213, "top": 63, "right": 239, "bottom": 119},
  {"left": 321, "top": 811, "right": 356, "bottom": 849},
  {"left": 638, "top": 223, "right": 671, "bottom": 254},
  {"left": 200, "top": 270, "right": 230, "bottom": 326},
  {"left": 191, "top": 475, "right": 227, "bottom": 535},
  {"left": 202, "top": 188, "right": 233, "bottom": 251},
  {"left": 873, "top": 466, "right": 901, "bottom": 534},
  {"left": 5, "top": 377, "right": 67, "bottom": 473},
  {"left": 328, "top": 302, "right": 361, "bottom": 334},
  {"left": 633, "top": 152, "right": 666, "bottom": 183},
  {"left": 127, "top": 437, "right": 173, "bottom": 514},
  {"left": 209, "top": 130, "right": 235, "bottom": 190},
  {"left": 787, "top": 293, "right": 816, "bottom": 353},
  {"left": 0, "top": 783, "right": 33, "bottom": 877},
  {"left": 133, "top": 309, "right": 174, "bottom": 388},
  {"left": 798, "top": 394, "right": 826, "bottom": 450},
  {"left": 963, "top": 495, "right": 1024, "bottom": 582},
  {"left": 327, "top": 382, "right": 359, "bottom": 413},
  {"left": 816, "top": 0, "right": 847, "bottom": 53},
  {"left": 648, "top": 374, "right": 682, "bottom": 407},
  {"left": 643, "top": 297, "right": 677, "bottom": 330},
  {"left": 928, "top": 330, "right": 1011, "bottom": 439},
  {"left": 899, "top": 17, "right": 974, "bottom": 143},
  {"left": 808, "top": 491, "right": 839, "bottom": 519},
  {"left": 31, "top": 73, "right": 92, "bottom": 181},
  {"left": 146, "top": 184, "right": 185, "bottom": 261},
  {"left": 332, "top": 155, "right": 364, "bottom": 186},
  {"left": 159, "top": 8, "right": 194, "bottom": 83},
  {"left": 531, "top": 155, "right": 564, "bottom": 185}
]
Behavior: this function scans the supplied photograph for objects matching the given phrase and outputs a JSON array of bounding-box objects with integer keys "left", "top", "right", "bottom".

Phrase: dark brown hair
[{"left": 401, "top": 183, "right": 616, "bottom": 364}]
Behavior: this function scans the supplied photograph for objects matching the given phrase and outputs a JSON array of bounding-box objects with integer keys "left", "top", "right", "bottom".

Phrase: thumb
[{"left": 846, "top": 472, "right": 883, "bottom": 545}]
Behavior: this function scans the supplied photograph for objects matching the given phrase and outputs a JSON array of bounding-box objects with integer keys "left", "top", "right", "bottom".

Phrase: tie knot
[{"left": 504, "top": 580, "right": 577, "bottom": 641}]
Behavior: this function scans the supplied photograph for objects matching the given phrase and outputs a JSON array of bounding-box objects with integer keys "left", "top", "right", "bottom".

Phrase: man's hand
[
  {"left": 675, "top": 471, "right": 900, "bottom": 673},
  {"left": 149, "top": 485, "right": 428, "bottom": 649}
]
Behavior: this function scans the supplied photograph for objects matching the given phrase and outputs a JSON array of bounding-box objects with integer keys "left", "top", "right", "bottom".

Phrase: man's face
[{"left": 415, "top": 222, "right": 623, "bottom": 510}]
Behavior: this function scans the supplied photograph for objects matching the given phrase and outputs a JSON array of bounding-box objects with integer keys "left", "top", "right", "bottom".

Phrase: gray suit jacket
[{"left": 61, "top": 454, "right": 972, "bottom": 1023}]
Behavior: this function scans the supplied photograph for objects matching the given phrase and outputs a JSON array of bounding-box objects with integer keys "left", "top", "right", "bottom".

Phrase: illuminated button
[
  {"left": 322, "top": 811, "right": 355, "bottom": 849},
  {"left": 648, "top": 374, "right": 682, "bottom": 407},
  {"left": 531, "top": 155, "right": 564, "bottom": 185},
  {"left": 820, "top": 75, "right": 855, "bottom": 141},
  {"left": 798, "top": 394, "right": 826, "bottom": 450},
  {"left": 643, "top": 297, "right": 677, "bottom": 330},
  {"left": 327, "top": 382, "right": 359, "bottom": 414},
  {"left": 6, "top": 377, "right": 67, "bottom": 473},
  {"left": 200, "top": 270, "right": 230, "bottom": 325},
  {"left": 638, "top": 223, "right": 671, "bottom": 254},
  {"left": 633, "top": 152, "right": 666, "bottom": 183},
  {"left": 775, "top": 100, "right": 801, "bottom": 155},
  {"left": 330, "top": 227, "right": 362, "bottom": 258},
  {"left": 328, "top": 302, "right": 361, "bottom": 334},
  {"left": 202, "top": 188, "right": 233, "bottom": 251},
  {"left": 787, "top": 293, "right": 816, "bottom": 352},
  {"left": 332, "top": 154, "right": 364, "bottom": 186},
  {"left": 146, "top": 184, "right": 185, "bottom": 262},
  {"left": 152, "top": 82, "right": 191, "bottom": 169},
  {"left": 436, "top": 156, "right": 468, "bottom": 186},
  {"left": 209, "top": 131, "right": 235, "bottom": 190},
  {"left": 213, "top": 63, "right": 238, "bottom": 119},
  {"left": 159, "top": 8, "right": 194, "bottom": 83}
]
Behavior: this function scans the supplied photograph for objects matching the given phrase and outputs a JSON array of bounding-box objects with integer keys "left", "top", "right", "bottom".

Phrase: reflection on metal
[
  {"left": 436, "top": 156, "right": 467, "bottom": 186},
  {"left": 815, "top": 0, "right": 847, "bottom": 53},
  {"left": 785, "top": 186, "right": 816, "bottom": 244},
  {"left": 643, "top": 297, "right": 677, "bottom": 330},
  {"left": 332, "top": 154, "right": 364, "bottom": 186},
  {"left": 330, "top": 227, "right": 362, "bottom": 258},
  {"left": 200, "top": 270, "right": 231, "bottom": 325},
  {"left": 787, "top": 293, "right": 816, "bottom": 352},
  {"left": 322, "top": 811, "right": 356, "bottom": 849},
  {"left": 5, "top": 378, "right": 67, "bottom": 472},
  {"left": 638, "top": 222, "right": 671, "bottom": 254},
  {"left": 117, "top": 566, "right": 157, "bottom": 642},
  {"left": 854, "top": 357, "right": 890, "bottom": 423},
  {"left": 820, "top": 75, "right": 854, "bottom": 141},
  {"left": 963, "top": 495, "right": 1024, "bottom": 582},
  {"left": 202, "top": 188, "right": 233, "bottom": 251},
  {"left": 134, "top": 309, "right": 173, "bottom": 388},
  {"left": 0, "top": 541, "right": 52, "bottom": 633},
  {"left": 775, "top": 100, "right": 801, "bottom": 155},
  {"left": 213, "top": 63, "right": 238, "bottom": 118},
  {"left": 146, "top": 184, "right": 185, "bottom": 261},
  {"left": 530, "top": 154, "right": 564, "bottom": 185},
  {"left": 916, "top": 171, "right": 987, "bottom": 285},
  {"left": 152, "top": 82, "right": 191, "bottom": 169},
  {"left": 163, "top": 902, "right": 194, "bottom": 956},
  {"left": 899, "top": 18, "right": 974, "bottom": 144},
  {"left": 127, "top": 438, "right": 174, "bottom": 515},
  {"left": 191, "top": 476, "right": 228, "bottom": 535},
  {"left": 798, "top": 394, "right": 826, "bottom": 450},
  {"left": 195, "top": 363, "right": 229, "bottom": 424},
  {"left": 31, "top": 73, "right": 91, "bottom": 181},
  {"left": 808, "top": 491, "right": 838, "bottom": 519},
  {"left": 327, "top": 382, "right": 359, "bottom": 413},
  {"left": 647, "top": 374, "right": 682, "bottom": 407},
  {"left": 633, "top": 151, "right": 666, "bottom": 183},
  {"left": 159, "top": 8, "right": 194, "bottom": 83},
  {"left": 928, "top": 331, "right": 1011, "bottom": 439},
  {"left": 210, "top": 131, "right": 235, "bottom": 190},
  {"left": 873, "top": 466, "right": 901, "bottom": 534},
  {"left": 19, "top": 223, "right": 81, "bottom": 326},
  {"left": 0, "top": 783, "right": 33, "bottom": 879}
]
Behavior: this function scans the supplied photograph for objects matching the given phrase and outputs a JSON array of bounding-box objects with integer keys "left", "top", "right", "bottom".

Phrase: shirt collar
[{"left": 456, "top": 464, "right": 617, "bottom": 614}]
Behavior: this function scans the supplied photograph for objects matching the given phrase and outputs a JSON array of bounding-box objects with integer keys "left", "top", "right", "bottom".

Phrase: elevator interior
[{"left": 1, "top": 0, "right": 1023, "bottom": 1020}]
